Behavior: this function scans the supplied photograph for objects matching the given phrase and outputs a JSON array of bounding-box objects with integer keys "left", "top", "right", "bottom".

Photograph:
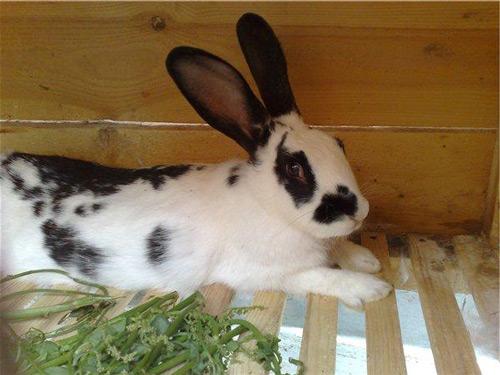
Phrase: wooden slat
[
  {"left": 9, "top": 284, "right": 87, "bottom": 336},
  {"left": 453, "top": 235, "right": 499, "bottom": 325},
  {"left": 104, "top": 288, "right": 137, "bottom": 319},
  {"left": 0, "top": 2, "right": 497, "bottom": 127},
  {"left": 408, "top": 235, "right": 480, "bottom": 375},
  {"left": 200, "top": 283, "right": 234, "bottom": 316},
  {"left": 362, "top": 233, "right": 407, "bottom": 375},
  {"left": 483, "top": 138, "right": 498, "bottom": 246},
  {"left": 1, "top": 123, "right": 496, "bottom": 235},
  {"left": 299, "top": 294, "right": 338, "bottom": 374},
  {"left": 0, "top": 281, "right": 38, "bottom": 312},
  {"left": 229, "top": 291, "right": 286, "bottom": 374}
]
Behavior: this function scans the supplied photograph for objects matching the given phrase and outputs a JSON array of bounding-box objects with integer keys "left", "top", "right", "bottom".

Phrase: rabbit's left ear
[
  {"left": 166, "top": 47, "right": 271, "bottom": 156},
  {"left": 237, "top": 13, "right": 299, "bottom": 118}
]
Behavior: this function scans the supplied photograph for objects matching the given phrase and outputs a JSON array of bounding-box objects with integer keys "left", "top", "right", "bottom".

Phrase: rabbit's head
[{"left": 166, "top": 13, "right": 368, "bottom": 239}]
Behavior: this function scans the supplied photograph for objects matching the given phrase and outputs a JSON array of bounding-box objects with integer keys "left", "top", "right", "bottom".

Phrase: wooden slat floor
[{"left": 1, "top": 233, "right": 498, "bottom": 375}]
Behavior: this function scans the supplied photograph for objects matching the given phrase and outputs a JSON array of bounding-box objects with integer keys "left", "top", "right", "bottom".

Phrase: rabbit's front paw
[
  {"left": 336, "top": 272, "right": 392, "bottom": 309},
  {"left": 347, "top": 247, "right": 382, "bottom": 274}
]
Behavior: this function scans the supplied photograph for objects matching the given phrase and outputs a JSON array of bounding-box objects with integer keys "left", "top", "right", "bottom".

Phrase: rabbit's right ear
[
  {"left": 237, "top": 13, "right": 299, "bottom": 118},
  {"left": 166, "top": 47, "right": 270, "bottom": 156}
]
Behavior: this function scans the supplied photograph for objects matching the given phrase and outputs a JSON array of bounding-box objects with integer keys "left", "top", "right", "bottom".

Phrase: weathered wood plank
[
  {"left": 1, "top": 123, "right": 496, "bottom": 235},
  {"left": 9, "top": 284, "right": 88, "bottom": 336},
  {"left": 229, "top": 291, "right": 286, "bottom": 374},
  {"left": 299, "top": 294, "right": 338, "bottom": 374},
  {"left": 362, "top": 233, "right": 407, "bottom": 375},
  {"left": 453, "top": 235, "right": 499, "bottom": 325},
  {"left": 200, "top": 283, "right": 234, "bottom": 316},
  {"left": 104, "top": 288, "right": 137, "bottom": 319},
  {"left": 408, "top": 235, "right": 480, "bottom": 375},
  {"left": 1, "top": 2, "right": 497, "bottom": 127}
]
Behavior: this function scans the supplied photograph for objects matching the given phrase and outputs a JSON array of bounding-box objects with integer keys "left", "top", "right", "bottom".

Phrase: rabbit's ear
[
  {"left": 237, "top": 13, "right": 299, "bottom": 118},
  {"left": 166, "top": 47, "right": 271, "bottom": 156}
]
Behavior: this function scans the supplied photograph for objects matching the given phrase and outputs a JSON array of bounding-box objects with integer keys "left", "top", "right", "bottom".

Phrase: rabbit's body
[
  {"left": 1, "top": 144, "right": 325, "bottom": 294},
  {"left": 1, "top": 13, "right": 392, "bottom": 308}
]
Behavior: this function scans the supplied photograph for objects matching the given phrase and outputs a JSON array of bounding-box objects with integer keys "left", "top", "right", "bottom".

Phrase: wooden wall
[{"left": 1, "top": 2, "right": 498, "bottom": 235}]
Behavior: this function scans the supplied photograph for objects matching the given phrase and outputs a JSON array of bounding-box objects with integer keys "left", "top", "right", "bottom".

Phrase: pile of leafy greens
[{"left": 1, "top": 269, "right": 303, "bottom": 374}]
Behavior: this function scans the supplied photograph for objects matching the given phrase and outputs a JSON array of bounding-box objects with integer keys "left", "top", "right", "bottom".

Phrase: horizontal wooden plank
[
  {"left": 2, "top": 2, "right": 497, "bottom": 30},
  {"left": 453, "top": 235, "right": 499, "bottom": 325},
  {"left": 362, "top": 233, "right": 407, "bottom": 375},
  {"left": 0, "top": 2, "right": 497, "bottom": 127},
  {"left": 408, "top": 235, "right": 480, "bottom": 375},
  {"left": 229, "top": 291, "right": 286, "bottom": 374},
  {"left": 299, "top": 294, "right": 338, "bottom": 374},
  {"left": 1, "top": 123, "right": 496, "bottom": 234}
]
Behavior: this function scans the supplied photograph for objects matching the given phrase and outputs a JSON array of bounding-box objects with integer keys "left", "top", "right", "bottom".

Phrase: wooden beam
[
  {"left": 299, "top": 294, "right": 338, "bottom": 374},
  {"left": 201, "top": 283, "right": 234, "bottom": 316},
  {"left": 229, "top": 291, "right": 286, "bottom": 374},
  {"left": 408, "top": 235, "right": 480, "bottom": 375},
  {"left": 453, "top": 235, "right": 499, "bottom": 325},
  {"left": 362, "top": 233, "right": 407, "bottom": 375}
]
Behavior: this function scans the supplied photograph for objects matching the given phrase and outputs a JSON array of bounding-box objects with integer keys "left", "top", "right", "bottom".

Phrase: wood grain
[
  {"left": 200, "top": 283, "right": 234, "bottom": 316},
  {"left": 299, "top": 294, "right": 338, "bottom": 375},
  {"left": 1, "top": 122, "right": 496, "bottom": 234},
  {"left": 408, "top": 235, "right": 480, "bottom": 375},
  {"left": 453, "top": 235, "right": 499, "bottom": 325},
  {"left": 483, "top": 138, "right": 498, "bottom": 248},
  {"left": 229, "top": 291, "right": 286, "bottom": 374},
  {"left": 362, "top": 233, "right": 407, "bottom": 375},
  {"left": 1, "top": 2, "right": 497, "bottom": 127}
]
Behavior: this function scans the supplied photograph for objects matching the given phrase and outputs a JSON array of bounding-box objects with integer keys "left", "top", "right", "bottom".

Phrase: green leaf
[
  {"left": 34, "top": 341, "right": 60, "bottom": 361},
  {"left": 44, "top": 367, "right": 71, "bottom": 375},
  {"left": 151, "top": 315, "right": 170, "bottom": 335}
]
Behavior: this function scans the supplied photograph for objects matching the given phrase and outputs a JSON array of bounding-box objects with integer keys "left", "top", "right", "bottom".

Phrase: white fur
[{"left": 1, "top": 115, "right": 391, "bottom": 308}]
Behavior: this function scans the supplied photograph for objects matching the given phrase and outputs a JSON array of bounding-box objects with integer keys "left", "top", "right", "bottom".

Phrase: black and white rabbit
[{"left": 1, "top": 13, "right": 391, "bottom": 308}]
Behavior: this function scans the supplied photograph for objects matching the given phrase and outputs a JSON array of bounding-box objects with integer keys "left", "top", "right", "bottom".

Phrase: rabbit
[{"left": 0, "top": 13, "right": 391, "bottom": 309}]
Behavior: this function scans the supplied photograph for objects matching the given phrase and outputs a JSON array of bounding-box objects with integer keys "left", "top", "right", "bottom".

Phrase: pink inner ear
[{"left": 180, "top": 59, "right": 253, "bottom": 138}]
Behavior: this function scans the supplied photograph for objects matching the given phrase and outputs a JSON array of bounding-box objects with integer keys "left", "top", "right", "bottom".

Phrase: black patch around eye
[
  {"left": 313, "top": 192, "right": 358, "bottom": 224},
  {"left": 274, "top": 133, "right": 317, "bottom": 207},
  {"left": 226, "top": 165, "right": 240, "bottom": 186},
  {"left": 147, "top": 226, "right": 171, "bottom": 264},
  {"left": 41, "top": 219, "right": 103, "bottom": 276},
  {"left": 33, "top": 201, "right": 45, "bottom": 217},
  {"left": 334, "top": 137, "right": 346, "bottom": 154}
]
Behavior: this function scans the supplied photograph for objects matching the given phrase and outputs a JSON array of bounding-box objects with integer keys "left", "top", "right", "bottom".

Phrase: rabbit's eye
[{"left": 286, "top": 161, "right": 304, "bottom": 180}]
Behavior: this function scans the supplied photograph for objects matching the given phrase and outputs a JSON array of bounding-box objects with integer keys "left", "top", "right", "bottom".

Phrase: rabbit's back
[{"left": 0, "top": 152, "right": 222, "bottom": 290}]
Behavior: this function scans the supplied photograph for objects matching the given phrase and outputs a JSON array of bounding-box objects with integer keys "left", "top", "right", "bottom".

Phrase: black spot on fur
[
  {"left": 92, "top": 203, "right": 103, "bottom": 212},
  {"left": 6, "top": 169, "right": 43, "bottom": 200},
  {"left": 227, "top": 174, "right": 239, "bottom": 186},
  {"left": 52, "top": 202, "right": 62, "bottom": 214},
  {"left": 226, "top": 165, "right": 240, "bottom": 186},
  {"left": 41, "top": 219, "right": 103, "bottom": 276},
  {"left": 196, "top": 165, "right": 206, "bottom": 171},
  {"left": 313, "top": 186, "right": 358, "bottom": 224},
  {"left": 147, "top": 226, "right": 171, "bottom": 264},
  {"left": 33, "top": 201, "right": 45, "bottom": 216},
  {"left": 75, "top": 203, "right": 104, "bottom": 217},
  {"left": 334, "top": 137, "right": 346, "bottom": 154},
  {"left": 274, "top": 134, "right": 317, "bottom": 207},
  {"left": 74, "top": 205, "right": 87, "bottom": 216},
  {"left": 3, "top": 153, "right": 192, "bottom": 207}
]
